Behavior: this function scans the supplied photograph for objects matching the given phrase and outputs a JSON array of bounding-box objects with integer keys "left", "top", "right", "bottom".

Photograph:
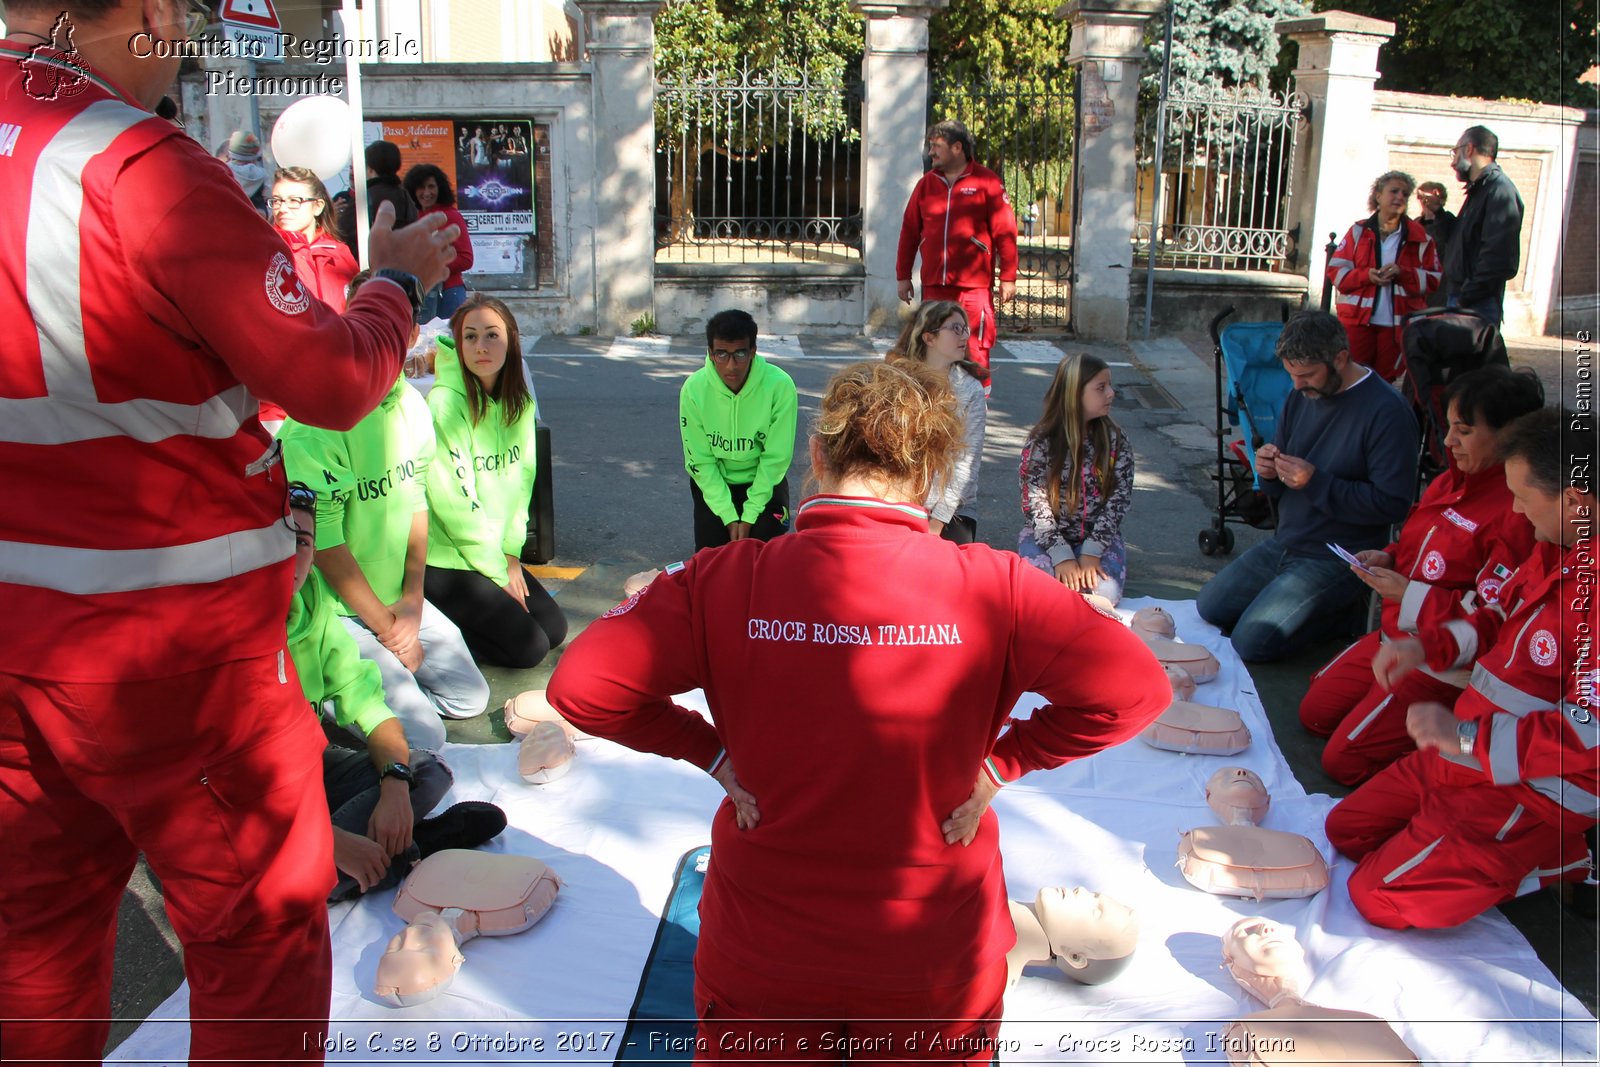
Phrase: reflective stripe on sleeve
[
  {"left": 1488, "top": 712, "right": 1522, "bottom": 785},
  {"left": 0, "top": 521, "right": 292, "bottom": 595},
  {"left": 1444, "top": 619, "right": 1478, "bottom": 669},
  {"left": 1470, "top": 662, "right": 1558, "bottom": 717},
  {"left": 0, "top": 385, "right": 256, "bottom": 445}
]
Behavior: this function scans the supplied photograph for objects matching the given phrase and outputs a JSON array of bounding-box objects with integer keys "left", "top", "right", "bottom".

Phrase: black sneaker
[{"left": 414, "top": 801, "right": 508, "bottom": 858}]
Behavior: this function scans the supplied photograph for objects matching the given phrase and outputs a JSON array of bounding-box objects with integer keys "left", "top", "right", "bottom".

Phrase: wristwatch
[
  {"left": 1456, "top": 720, "right": 1479, "bottom": 757},
  {"left": 380, "top": 761, "right": 417, "bottom": 788},
  {"left": 373, "top": 268, "right": 423, "bottom": 317}
]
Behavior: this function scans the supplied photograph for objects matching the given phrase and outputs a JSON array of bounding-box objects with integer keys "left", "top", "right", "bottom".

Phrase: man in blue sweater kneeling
[{"left": 1198, "top": 311, "right": 1418, "bottom": 662}]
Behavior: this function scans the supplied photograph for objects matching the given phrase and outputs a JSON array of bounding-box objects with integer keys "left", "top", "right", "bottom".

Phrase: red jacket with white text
[
  {"left": 0, "top": 47, "right": 414, "bottom": 681},
  {"left": 895, "top": 163, "right": 1019, "bottom": 291},
  {"left": 547, "top": 496, "right": 1168, "bottom": 990},
  {"left": 1422, "top": 541, "right": 1598, "bottom": 832}
]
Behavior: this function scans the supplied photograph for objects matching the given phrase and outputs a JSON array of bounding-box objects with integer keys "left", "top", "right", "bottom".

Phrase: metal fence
[
  {"left": 930, "top": 75, "right": 1076, "bottom": 331},
  {"left": 655, "top": 62, "right": 863, "bottom": 264},
  {"left": 1134, "top": 83, "right": 1307, "bottom": 272}
]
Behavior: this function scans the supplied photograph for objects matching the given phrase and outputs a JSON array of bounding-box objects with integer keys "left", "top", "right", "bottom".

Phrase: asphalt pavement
[{"left": 104, "top": 327, "right": 1595, "bottom": 1053}]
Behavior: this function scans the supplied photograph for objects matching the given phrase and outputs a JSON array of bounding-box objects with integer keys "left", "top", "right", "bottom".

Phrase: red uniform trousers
[
  {"left": 925, "top": 285, "right": 997, "bottom": 377},
  {"left": 1345, "top": 323, "right": 1404, "bottom": 384},
  {"left": 1325, "top": 749, "right": 1591, "bottom": 930},
  {"left": 1299, "top": 633, "right": 1464, "bottom": 785},
  {"left": 693, "top": 936, "right": 1007, "bottom": 1065},
  {"left": 0, "top": 655, "right": 335, "bottom": 1065}
]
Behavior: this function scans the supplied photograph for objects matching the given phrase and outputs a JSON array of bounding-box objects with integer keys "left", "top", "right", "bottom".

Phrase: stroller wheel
[{"left": 1198, "top": 526, "right": 1235, "bottom": 556}]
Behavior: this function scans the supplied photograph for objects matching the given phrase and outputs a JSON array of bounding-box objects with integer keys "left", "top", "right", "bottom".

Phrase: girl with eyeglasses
[
  {"left": 270, "top": 166, "right": 357, "bottom": 312},
  {"left": 1018, "top": 353, "right": 1134, "bottom": 605},
  {"left": 888, "top": 301, "right": 988, "bottom": 544}
]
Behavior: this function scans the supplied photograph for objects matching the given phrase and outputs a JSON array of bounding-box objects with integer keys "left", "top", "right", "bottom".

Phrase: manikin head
[
  {"left": 1222, "top": 916, "right": 1308, "bottom": 1007},
  {"left": 373, "top": 909, "right": 466, "bottom": 1006},
  {"left": 1129, "top": 606, "right": 1177, "bottom": 641},
  {"left": 1206, "top": 767, "right": 1271, "bottom": 826},
  {"left": 1166, "top": 665, "right": 1197, "bottom": 703},
  {"left": 1035, "top": 886, "right": 1139, "bottom": 984}
]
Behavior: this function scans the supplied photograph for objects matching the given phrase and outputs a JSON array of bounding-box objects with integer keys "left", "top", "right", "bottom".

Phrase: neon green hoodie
[
  {"left": 678, "top": 355, "right": 798, "bottom": 526},
  {"left": 286, "top": 569, "right": 392, "bottom": 738},
  {"left": 280, "top": 375, "right": 435, "bottom": 614},
  {"left": 425, "top": 336, "right": 539, "bottom": 581}
]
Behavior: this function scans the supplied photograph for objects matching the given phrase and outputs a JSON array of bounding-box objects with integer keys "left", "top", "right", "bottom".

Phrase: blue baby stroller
[{"left": 1199, "top": 308, "right": 1295, "bottom": 555}]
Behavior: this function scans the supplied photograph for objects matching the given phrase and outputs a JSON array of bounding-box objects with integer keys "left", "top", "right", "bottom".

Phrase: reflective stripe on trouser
[
  {"left": 0, "top": 657, "right": 335, "bottom": 1064},
  {"left": 693, "top": 934, "right": 1008, "bottom": 1064},
  {"left": 1299, "top": 631, "right": 1380, "bottom": 736},
  {"left": 1325, "top": 749, "right": 1591, "bottom": 930},
  {"left": 1320, "top": 667, "right": 1464, "bottom": 786}
]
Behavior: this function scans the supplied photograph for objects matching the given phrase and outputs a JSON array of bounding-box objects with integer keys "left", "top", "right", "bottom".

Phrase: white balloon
[{"left": 270, "top": 96, "right": 352, "bottom": 180}]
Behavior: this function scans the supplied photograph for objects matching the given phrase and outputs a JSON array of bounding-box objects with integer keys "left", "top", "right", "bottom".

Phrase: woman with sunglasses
[
  {"left": 549, "top": 360, "right": 1167, "bottom": 1049},
  {"left": 270, "top": 166, "right": 357, "bottom": 312},
  {"left": 887, "top": 300, "right": 988, "bottom": 544}
]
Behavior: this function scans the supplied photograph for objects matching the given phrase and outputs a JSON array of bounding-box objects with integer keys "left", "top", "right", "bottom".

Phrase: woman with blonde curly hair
[
  {"left": 547, "top": 361, "right": 1168, "bottom": 1053},
  {"left": 1326, "top": 169, "right": 1441, "bottom": 382}
]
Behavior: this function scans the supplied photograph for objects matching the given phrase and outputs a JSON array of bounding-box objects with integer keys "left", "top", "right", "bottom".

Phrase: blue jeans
[
  {"left": 417, "top": 283, "right": 469, "bottom": 326},
  {"left": 1196, "top": 539, "right": 1364, "bottom": 662}
]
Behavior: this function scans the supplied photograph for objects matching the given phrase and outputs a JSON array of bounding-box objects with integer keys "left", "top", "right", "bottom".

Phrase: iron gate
[
  {"left": 1135, "top": 82, "right": 1308, "bottom": 272},
  {"left": 929, "top": 74, "right": 1076, "bottom": 332}
]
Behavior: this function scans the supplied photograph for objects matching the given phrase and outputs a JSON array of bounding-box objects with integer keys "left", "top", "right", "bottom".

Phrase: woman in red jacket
[
  {"left": 1297, "top": 365, "right": 1543, "bottom": 784},
  {"left": 1326, "top": 170, "right": 1441, "bottom": 383},
  {"left": 547, "top": 361, "right": 1168, "bottom": 1058},
  {"left": 404, "top": 164, "right": 475, "bottom": 323},
  {"left": 270, "top": 167, "right": 358, "bottom": 312}
]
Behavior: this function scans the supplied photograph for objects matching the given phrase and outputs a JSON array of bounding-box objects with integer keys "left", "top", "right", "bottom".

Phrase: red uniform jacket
[
  {"left": 1328, "top": 215, "right": 1440, "bottom": 327},
  {"left": 1423, "top": 541, "right": 1598, "bottom": 831},
  {"left": 547, "top": 496, "right": 1168, "bottom": 990},
  {"left": 0, "top": 47, "right": 413, "bottom": 681},
  {"left": 423, "top": 205, "right": 474, "bottom": 290},
  {"left": 895, "top": 163, "right": 1019, "bottom": 291},
  {"left": 1389, "top": 465, "right": 1535, "bottom": 650},
  {"left": 278, "top": 229, "right": 359, "bottom": 312}
]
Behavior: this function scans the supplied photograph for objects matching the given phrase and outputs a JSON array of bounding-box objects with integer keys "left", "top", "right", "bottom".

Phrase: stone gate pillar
[
  {"left": 1060, "top": 0, "right": 1162, "bottom": 342},
  {"left": 855, "top": 0, "right": 947, "bottom": 335},
  {"left": 1277, "top": 12, "right": 1394, "bottom": 310},
  {"left": 576, "top": 0, "right": 662, "bottom": 334}
]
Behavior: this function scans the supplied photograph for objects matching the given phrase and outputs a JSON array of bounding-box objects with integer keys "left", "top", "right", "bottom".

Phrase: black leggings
[{"left": 423, "top": 565, "right": 568, "bottom": 669}]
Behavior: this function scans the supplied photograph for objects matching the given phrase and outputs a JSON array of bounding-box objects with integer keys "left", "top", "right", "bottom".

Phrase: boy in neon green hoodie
[
  {"left": 285, "top": 490, "right": 504, "bottom": 903},
  {"left": 280, "top": 279, "right": 489, "bottom": 752},
  {"left": 679, "top": 309, "right": 798, "bottom": 551},
  {"left": 423, "top": 295, "right": 567, "bottom": 667}
]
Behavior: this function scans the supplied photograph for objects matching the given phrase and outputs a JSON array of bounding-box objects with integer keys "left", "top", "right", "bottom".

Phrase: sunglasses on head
[{"left": 284, "top": 482, "right": 316, "bottom": 531}]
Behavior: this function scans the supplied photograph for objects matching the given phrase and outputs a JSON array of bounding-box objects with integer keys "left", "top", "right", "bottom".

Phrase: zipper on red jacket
[{"left": 941, "top": 176, "right": 954, "bottom": 285}]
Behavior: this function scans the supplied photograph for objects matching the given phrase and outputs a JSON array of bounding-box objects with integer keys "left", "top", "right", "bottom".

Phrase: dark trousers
[
  {"left": 424, "top": 564, "right": 569, "bottom": 669},
  {"left": 940, "top": 514, "right": 977, "bottom": 545},
  {"left": 323, "top": 748, "right": 452, "bottom": 903},
  {"left": 691, "top": 480, "right": 792, "bottom": 552}
]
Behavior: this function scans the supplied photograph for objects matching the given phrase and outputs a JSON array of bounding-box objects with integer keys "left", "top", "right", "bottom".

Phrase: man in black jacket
[{"left": 1443, "top": 126, "right": 1523, "bottom": 325}]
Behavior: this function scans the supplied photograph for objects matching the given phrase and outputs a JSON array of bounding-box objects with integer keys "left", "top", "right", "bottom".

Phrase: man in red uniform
[
  {"left": 1325, "top": 407, "right": 1597, "bottom": 929},
  {"left": 0, "top": 2, "right": 458, "bottom": 1062},
  {"left": 895, "top": 119, "right": 1018, "bottom": 378}
]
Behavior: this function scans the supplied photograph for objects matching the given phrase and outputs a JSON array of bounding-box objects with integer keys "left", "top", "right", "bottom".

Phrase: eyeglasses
[
  {"left": 939, "top": 322, "right": 971, "bottom": 338},
  {"left": 284, "top": 481, "right": 316, "bottom": 532},
  {"left": 185, "top": 0, "right": 211, "bottom": 41},
  {"left": 709, "top": 348, "right": 753, "bottom": 365},
  {"left": 267, "top": 196, "right": 320, "bottom": 208}
]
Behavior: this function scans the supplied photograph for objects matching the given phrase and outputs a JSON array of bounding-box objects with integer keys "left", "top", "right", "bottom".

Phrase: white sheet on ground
[{"left": 109, "top": 598, "right": 1596, "bottom": 1064}]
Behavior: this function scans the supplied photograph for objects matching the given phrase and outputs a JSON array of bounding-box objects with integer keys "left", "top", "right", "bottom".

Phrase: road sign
[{"left": 219, "top": 0, "right": 281, "bottom": 31}]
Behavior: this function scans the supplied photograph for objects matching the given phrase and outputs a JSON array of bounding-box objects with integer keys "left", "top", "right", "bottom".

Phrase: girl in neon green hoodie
[{"left": 424, "top": 295, "right": 568, "bottom": 667}]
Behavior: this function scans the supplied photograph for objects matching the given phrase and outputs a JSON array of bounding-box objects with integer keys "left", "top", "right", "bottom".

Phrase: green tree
[
  {"left": 653, "top": 0, "right": 863, "bottom": 244},
  {"left": 1320, "top": 0, "right": 1598, "bottom": 105},
  {"left": 1143, "top": 0, "right": 1309, "bottom": 96}
]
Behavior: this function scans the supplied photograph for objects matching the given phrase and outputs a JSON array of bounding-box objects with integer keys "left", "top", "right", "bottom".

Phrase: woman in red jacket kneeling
[
  {"left": 547, "top": 360, "right": 1168, "bottom": 1059},
  {"left": 1327, "top": 170, "right": 1441, "bottom": 383}
]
